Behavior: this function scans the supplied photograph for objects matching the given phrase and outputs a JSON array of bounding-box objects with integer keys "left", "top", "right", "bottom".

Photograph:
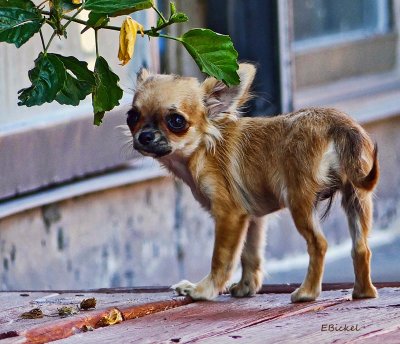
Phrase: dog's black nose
[{"left": 138, "top": 131, "right": 155, "bottom": 145}]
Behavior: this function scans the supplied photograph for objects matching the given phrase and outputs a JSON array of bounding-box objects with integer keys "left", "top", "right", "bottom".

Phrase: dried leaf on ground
[
  {"left": 20, "top": 308, "right": 43, "bottom": 319},
  {"left": 81, "top": 325, "right": 94, "bottom": 332},
  {"left": 80, "top": 297, "right": 97, "bottom": 310},
  {"left": 58, "top": 306, "right": 79, "bottom": 317}
]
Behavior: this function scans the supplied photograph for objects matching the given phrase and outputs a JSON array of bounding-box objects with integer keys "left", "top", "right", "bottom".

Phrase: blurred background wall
[{"left": 1, "top": 0, "right": 400, "bottom": 290}]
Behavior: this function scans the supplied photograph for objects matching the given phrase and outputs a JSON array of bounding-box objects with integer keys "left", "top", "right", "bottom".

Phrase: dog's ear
[
  {"left": 136, "top": 67, "right": 150, "bottom": 84},
  {"left": 202, "top": 63, "right": 256, "bottom": 118}
]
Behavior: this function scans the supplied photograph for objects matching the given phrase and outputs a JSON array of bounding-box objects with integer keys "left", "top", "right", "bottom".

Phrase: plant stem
[
  {"left": 158, "top": 33, "right": 182, "bottom": 43},
  {"left": 41, "top": 7, "right": 177, "bottom": 37},
  {"left": 37, "top": 0, "right": 49, "bottom": 9},
  {"left": 41, "top": 10, "right": 121, "bottom": 31},
  {"left": 95, "top": 29, "right": 99, "bottom": 58},
  {"left": 146, "top": 20, "right": 173, "bottom": 34},
  {"left": 39, "top": 29, "right": 46, "bottom": 51},
  {"left": 43, "top": 7, "right": 85, "bottom": 53},
  {"left": 152, "top": 4, "right": 167, "bottom": 23},
  {"left": 62, "top": 7, "right": 84, "bottom": 31},
  {"left": 44, "top": 31, "right": 56, "bottom": 54}
]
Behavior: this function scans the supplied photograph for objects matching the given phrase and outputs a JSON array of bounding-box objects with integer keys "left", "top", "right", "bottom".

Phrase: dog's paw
[
  {"left": 171, "top": 280, "right": 197, "bottom": 296},
  {"left": 291, "top": 287, "right": 320, "bottom": 303},
  {"left": 229, "top": 279, "right": 261, "bottom": 298},
  {"left": 171, "top": 277, "right": 218, "bottom": 301},
  {"left": 352, "top": 284, "right": 378, "bottom": 299}
]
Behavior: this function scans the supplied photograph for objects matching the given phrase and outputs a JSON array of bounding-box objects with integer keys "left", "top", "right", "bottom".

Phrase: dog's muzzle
[{"left": 133, "top": 131, "right": 172, "bottom": 157}]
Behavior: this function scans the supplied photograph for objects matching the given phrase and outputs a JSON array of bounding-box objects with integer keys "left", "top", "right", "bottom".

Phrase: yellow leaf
[
  {"left": 118, "top": 17, "right": 145, "bottom": 66},
  {"left": 96, "top": 309, "right": 123, "bottom": 327},
  {"left": 72, "top": 0, "right": 81, "bottom": 4}
]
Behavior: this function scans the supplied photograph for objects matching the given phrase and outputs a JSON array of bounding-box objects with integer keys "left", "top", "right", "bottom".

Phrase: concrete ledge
[
  {"left": 0, "top": 99, "right": 135, "bottom": 200},
  {"left": 0, "top": 160, "right": 168, "bottom": 220}
]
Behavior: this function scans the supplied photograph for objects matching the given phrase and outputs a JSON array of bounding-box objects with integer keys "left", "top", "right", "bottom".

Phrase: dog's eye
[
  {"left": 127, "top": 108, "right": 140, "bottom": 128},
  {"left": 167, "top": 113, "right": 187, "bottom": 133}
]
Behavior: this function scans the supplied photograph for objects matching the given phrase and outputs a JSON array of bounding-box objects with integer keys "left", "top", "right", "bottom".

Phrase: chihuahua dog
[{"left": 127, "top": 63, "right": 379, "bottom": 302}]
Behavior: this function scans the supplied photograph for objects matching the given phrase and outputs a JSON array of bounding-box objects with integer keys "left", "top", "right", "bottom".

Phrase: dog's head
[{"left": 127, "top": 63, "right": 256, "bottom": 158}]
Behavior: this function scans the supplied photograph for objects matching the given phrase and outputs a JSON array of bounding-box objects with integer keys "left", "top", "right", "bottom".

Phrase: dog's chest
[{"left": 160, "top": 157, "right": 211, "bottom": 210}]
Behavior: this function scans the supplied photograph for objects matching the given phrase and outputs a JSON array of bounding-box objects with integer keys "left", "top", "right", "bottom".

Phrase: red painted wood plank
[
  {"left": 24, "top": 298, "right": 192, "bottom": 344},
  {"left": 197, "top": 288, "right": 400, "bottom": 344},
  {"left": 1, "top": 284, "right": 399, "bottom": 343},
  {"left": 52, "top": 288, "right": 400, "bottom": 344},
  {"left": 54, "top": 290, "right": 349, "bottom": 343},
  {"left": 353, "top": 326, "right": 400, "bottom": 344},
  {"left": 0, "top": 291, "right": 191, "bottom": 344}
]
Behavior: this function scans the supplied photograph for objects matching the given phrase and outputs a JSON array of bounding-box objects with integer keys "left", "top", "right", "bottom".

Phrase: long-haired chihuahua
[{"left": 126, "top": 63, "right": 379, "bottom": 302}]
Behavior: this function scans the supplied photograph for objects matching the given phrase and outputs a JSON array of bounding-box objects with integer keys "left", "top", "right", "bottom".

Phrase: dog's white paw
[
  {"left": 171, "top": 280, "right": 196, "bottom": 296},
  {"left": 229, "top": 270, "right": 263, "bottom": 298},
  {"left": 230, "top": 279, "right": 260, "bottom": 298},
  {"left": 352, "top": 284, "right": 378, "bottom": 299},
  {"left": 171, "top": 276, "right": 218, "bottom": 301},
  {"left": 291, "top": 287, "right": 320, "bottom": 303}
]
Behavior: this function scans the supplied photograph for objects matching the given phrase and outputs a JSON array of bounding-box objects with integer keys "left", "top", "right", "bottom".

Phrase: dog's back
[{"left": 205, "top": 107, "right": 378, "bottom": 219}]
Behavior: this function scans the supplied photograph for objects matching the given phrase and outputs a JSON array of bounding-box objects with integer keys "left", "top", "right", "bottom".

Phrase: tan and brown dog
[{"left": 126, "top": 63, "right": 379, "bottom": 302}]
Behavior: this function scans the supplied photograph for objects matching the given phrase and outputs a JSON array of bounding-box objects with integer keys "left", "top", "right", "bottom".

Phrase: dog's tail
[
  {"left": 354, "top": 143, "right": 379, "bottom": 191},
  {"left": 331, "top": 126, "right": 379, "bottom": 192}
]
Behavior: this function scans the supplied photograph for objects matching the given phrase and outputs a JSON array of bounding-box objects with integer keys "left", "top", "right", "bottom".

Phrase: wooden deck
[{"left": 1, "top": 283, "right": 399, "bottom": 343}]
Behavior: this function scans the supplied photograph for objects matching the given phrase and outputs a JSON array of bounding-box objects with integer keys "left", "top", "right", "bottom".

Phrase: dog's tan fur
[{"left": 128, "top": 64, "right": 379, "bottom": 302}]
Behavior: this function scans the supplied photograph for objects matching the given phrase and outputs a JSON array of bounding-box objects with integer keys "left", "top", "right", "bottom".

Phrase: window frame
[
  {"left": 292, "top": 0, "right": 392, "bottom": 49},
  {"left": 280, "top": 0, "right": 400, "bottom": 119}
]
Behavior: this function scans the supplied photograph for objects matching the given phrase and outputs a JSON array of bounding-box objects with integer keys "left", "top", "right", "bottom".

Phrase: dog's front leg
[{"left": 173, "top": 211, "right": 249, "bottom": 300}]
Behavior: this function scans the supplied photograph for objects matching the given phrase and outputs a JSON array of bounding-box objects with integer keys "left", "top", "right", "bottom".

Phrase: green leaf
[
  {"left": 92, "top": 56, "right": 123, "bottom": 125},
  {"left": 84, "top": 0, "right": 153, "bottom": 14},
  {"left": 179, "top": 29, "right": 239, "bottom": 86},
  {"left": 53, "top": 54, "right": 96, "bottom": 86},
  {"left": 169, "top": 2, "right": 176, "bottom": 16},
  {"left": 87, "top": 11, "right": 109, "bottom": 28},
  {"left": 57, "top": 0, "right": 81, "bottom": 13},
  {"left": 18, "top": 53, "right": 66, "bottom": 107},
  {"left": 81, "top": 11, "right": 109, "bottom": 33},
  {"left": 49, "top": 1, "right": 64, "bottom": 36},
  {"left": 55, "top": 73, "right": 91, "bottom": 105},
  {"left": 93, "top": 111, "right": 105, "bottom": 126},
  {"left": 0, "top": 0, "right": 43, "bottom": 48},
  {"left": 52, "top": 54, "right": 95, "bottom": 105},
  {"left": 170, "top": 12, "right": 188, "bottom": 23},
  {"left": 156, "top": 16, "right": 163, "bottom": 28}
]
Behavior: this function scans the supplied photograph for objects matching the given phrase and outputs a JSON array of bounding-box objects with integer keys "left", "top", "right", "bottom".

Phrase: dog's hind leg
[
  {"left": 342, "top": 183, "right": 378, "bottom": 299},
  {"left": 230, "top": 216, "right": 266, "bottom": 297}
]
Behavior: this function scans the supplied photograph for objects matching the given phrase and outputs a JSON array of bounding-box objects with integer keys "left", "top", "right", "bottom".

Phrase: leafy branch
[{"left": 0, "top": 0, "right": 239, "bottom": 125}]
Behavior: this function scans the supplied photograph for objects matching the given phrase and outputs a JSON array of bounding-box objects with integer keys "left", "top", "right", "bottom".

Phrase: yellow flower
[
  {"left": 118, "top": 17, "right": 144, "bottom": 66},
  {"left": 72, "top": 0, "right": 81, "bottom": 4}
]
